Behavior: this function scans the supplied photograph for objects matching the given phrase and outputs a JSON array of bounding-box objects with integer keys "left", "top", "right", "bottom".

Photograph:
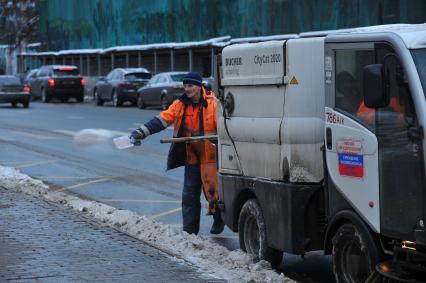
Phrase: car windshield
[
  {"left": 53, "top": 68, "right": 79, "bottom": 76},
  {"left": 412, "top": 49, "right": 426, "bottom": 96},
  {"left": 170, "top": 74, "right": 186, "bottom": 82},
  {"left": 0, "top": 76, "right": 21, "bottom": 85},
  {"left": 125, "top": 72, "right": 152, "bottom": 81}
]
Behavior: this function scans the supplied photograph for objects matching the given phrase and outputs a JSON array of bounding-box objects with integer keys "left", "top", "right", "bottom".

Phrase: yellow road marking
[
  {"left": 100, "top": 199, "right": 181, "bottom": 204},
  {"left": 13, "top": 159, "right": 57, "bottom": 169},
  {"left": 67, "top": 177, "right": 113, "bottom": 190},
  {"left": 150, "top": 207, "right": 182, "bottom": 219},
  {"left": 2, "top": 160, "right": 37, "bottom": 165},
  {"left": 52, "top": 129, "right": 77, "bottom": 136},
  {"left": 16, "top": 132, "right": 54, "bottom": 140},
  {"left": 36, "top": 176, "right": 107, "bottom": 180}
]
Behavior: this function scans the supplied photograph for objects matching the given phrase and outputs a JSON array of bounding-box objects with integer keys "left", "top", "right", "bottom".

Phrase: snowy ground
[{"left": 0, "top": 165, "right": 294, "bottom": 282}]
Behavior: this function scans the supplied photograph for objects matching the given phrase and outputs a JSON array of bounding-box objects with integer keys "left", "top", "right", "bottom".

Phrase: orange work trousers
[{"left": 186, "top": 140, "right": 218, "bottom": 215}]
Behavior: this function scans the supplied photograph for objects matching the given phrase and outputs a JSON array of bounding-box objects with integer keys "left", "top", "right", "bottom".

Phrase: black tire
[
  {"left": 161, "top": 95, "right": 168, "bottom": 110},
  {"left": 332, "top": 223, "right": 380, "bottom": 283},
  {"left": 112, "top": 90, "right": 121, "bottom": 107},
  {"left": 238, "top": 199, "right": 283, "bottom": 268},
  {"left": 22, "top": 101, "right": 29, "bottom": 108},
  {"left": 95, "top": 89, "right": 104, "bottom": 106},
  {"left": 137, "top": 94, "right": 145, "bottom": 109},
  {"left": 76, "top": 95, "right": 84, "bottom": 103},
  {"left": 41, "top": 88, "right": 50, "bottom": 102},
  {"left": 11, "top": 102, "right": 17, "bottom": 108}
]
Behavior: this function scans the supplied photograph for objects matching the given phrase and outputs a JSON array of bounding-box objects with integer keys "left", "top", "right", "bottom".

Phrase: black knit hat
[{"left": 182, "top": 72, "right": 203, "bottom": 86}]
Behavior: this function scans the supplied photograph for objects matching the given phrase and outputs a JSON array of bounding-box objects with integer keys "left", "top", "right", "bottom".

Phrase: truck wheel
[
  {"left": 332, "top": 223, "right": 379, "bottom": 283},
  {"left": 76, "top": 95, "right": 84, "bottom": 103},
  {"left": 238, "top": 199, "right": 283, "bottom": 267},
  {"left": 22, "top": 101, "right": 29, "bottom": 108}
]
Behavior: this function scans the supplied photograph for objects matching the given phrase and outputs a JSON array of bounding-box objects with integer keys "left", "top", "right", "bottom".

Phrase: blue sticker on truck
[{"left": 338, "top": 153, "right": 364, "bottom": 178}]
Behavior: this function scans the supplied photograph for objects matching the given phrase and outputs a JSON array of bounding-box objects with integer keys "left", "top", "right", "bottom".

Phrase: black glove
[{"left": 129, "top": 128, "right": 145, "bottom": 146}]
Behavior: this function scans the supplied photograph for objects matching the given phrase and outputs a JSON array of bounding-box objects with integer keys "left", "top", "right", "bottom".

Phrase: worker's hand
[{"left": 129, "top": 128, "right": 145, "bottom": 146}]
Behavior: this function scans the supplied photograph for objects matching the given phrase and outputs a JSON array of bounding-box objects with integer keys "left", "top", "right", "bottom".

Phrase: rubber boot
[{"left": 210, "top": 208, "right": 225, "bottom": 234}]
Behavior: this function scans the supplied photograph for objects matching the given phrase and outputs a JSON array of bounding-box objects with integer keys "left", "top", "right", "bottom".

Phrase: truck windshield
[{"left": 412, "top": 49, "right": 426, "bottom": 96}]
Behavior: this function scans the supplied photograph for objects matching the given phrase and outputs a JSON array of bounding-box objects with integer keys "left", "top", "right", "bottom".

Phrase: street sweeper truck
[{"left": 217, "top": 24, "right": 426, "bottom": 282}]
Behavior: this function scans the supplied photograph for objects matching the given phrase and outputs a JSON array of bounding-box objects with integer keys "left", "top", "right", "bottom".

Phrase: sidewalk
[{"left": 0, "top": 186, "right": 217, "bottom": 283}]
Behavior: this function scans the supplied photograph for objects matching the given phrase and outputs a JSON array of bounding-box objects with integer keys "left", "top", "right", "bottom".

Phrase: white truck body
[
  {"left": 217, "top": 24, "right": 426, "bottom": 281},
  {"left": 220, "top": 38, "right": 325, "bottom": 182}
]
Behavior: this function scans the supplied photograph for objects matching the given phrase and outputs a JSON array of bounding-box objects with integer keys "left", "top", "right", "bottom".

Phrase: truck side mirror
[{"left": 363, "top": 64, "right": 389, "bottom": 108}]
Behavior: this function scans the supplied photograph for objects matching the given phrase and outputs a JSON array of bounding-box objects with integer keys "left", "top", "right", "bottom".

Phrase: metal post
[
  {"left": 170, "top": 49, "right": 174, "bottom": 71},
  {"left": 18, "top": 55, "right": 22, "bottom": 73},
  {"left": 138, "top": 52, "right": 142, "bottom": 67},
  {"left": 52, "top": 55, "right": 55, "bottom": 64},
  {"left": 87, "top": 55, "right": 90, "bottom": 76},
  {"left": 210, "top": 47, "right": 215, "bottom": 77},
  {"left": 71, "top": 56, "right": 75, "bottom": 66},
  {"left": 126, "top": 52, "right": 129, "bottom": 68},
  {"left": 23, "top": 55, "right": 27, "bottom": 72},
  {"left": 154, "top": 50, "right": 157, "bottom": 74},
  {"left": 98, "top": 55, "right": 101, "bottom": 76},
  {"left": 62, "top": 56, "right": 65, "bottom": 65},
  {"left": 188, "top": 48, "right": 193, "bottom": 71},
  {"left": 111, "top": 53, "right": 114, "bottom": 70},
  {"left": 79, "top": 55, "right": 83, "bottom": 75},
  {"left": 43, "top": 56, "right": 46, "bottom": 66}
]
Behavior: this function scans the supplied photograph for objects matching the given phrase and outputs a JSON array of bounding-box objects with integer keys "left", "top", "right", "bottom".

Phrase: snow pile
[
  {"left": 0, "top": 166, "right": 294, "bottom": 282},
  {"left": 73, "top": 129, "right": 116, "bottom": 147}
]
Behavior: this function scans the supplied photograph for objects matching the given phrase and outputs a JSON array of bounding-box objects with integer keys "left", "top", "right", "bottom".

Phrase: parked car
[
  {"left": 136, "top": 71, "right": 188, "bottom": 110},
  {"left": 31, "top": 65, "right": 85, "bottom": 103},
  {"left": 23, "top": 68, "right": 39, "bottom": 100},
  {"left": 0, "top": 75, "right": 31, "bottom": 108},
  {"left": 94, "top": 68, "right": 151, "bottom": 107},
  {"left": 202, "top": 76, "right": 214, "bottom": 91}
]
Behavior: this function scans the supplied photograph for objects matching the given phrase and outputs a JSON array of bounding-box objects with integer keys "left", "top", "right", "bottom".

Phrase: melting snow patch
[{"left": 0, "top": 165, "right": 294, "bottom": 282}]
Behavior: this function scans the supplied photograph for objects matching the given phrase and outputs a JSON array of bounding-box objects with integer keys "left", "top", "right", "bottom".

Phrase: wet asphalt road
[{"left": 0, "top": 100, "right": 334, "bottom": 283}]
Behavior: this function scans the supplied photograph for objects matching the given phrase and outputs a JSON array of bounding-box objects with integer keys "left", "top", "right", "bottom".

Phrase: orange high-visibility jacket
[
  {"left": 357, "top": 97, "right": 404, "bottom": 125},
  {"left": 157, "top": 87, "right": 217, "bottom": 170}
]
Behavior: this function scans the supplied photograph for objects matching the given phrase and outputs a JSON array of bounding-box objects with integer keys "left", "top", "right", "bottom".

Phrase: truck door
[
  {"left": 324, "top": 44, "right": 381, "bottom": 232},
  {"left": 325, "top": 43, "right": 425, "bottom": 238},
  {"left": 373, "top": 44, "right": 424, "bottom": 240}
]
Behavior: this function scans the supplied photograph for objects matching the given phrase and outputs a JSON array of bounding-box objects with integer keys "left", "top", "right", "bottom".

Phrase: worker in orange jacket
[
  {"left": 357, "top": 97, "right": 404, "bottom": 126},
  {"left": 129, "top": 72, "right": 224, "bottom": 235}
]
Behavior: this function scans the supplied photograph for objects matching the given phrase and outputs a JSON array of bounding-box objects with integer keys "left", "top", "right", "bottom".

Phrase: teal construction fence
[{"left": 38, "top": 0, "right": 426, "bottom": 51}]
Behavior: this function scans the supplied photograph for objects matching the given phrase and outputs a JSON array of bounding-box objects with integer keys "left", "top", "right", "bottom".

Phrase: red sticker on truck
[
  {"left": 337, "top": 139, "right": 363, "bottom": 155},
  {"left": 337, "top": 139, "right": 364, "bottom": 178},
  {"left": 338, "top": 153, "right": 364, "bottom": 178}
]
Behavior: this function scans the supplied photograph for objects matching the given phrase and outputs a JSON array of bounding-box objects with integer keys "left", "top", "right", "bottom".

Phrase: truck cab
[{"left": 217, "top": 24, "right": 426, "bottom": 282}]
